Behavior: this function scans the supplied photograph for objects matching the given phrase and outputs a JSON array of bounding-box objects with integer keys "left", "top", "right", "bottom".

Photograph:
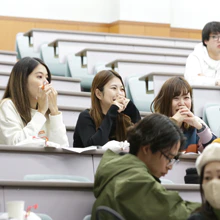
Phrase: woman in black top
[{"left": 73, "top": 70, "right": 141, "bottom": 147}]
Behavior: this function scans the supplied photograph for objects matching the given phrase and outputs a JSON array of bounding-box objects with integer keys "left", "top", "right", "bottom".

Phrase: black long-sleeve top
[{"left": 73, "top": 101, "right": 141, "bottom": 148}]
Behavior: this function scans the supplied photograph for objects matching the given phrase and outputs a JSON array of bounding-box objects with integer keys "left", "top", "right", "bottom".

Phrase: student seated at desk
[
  {"left": 151, "top": 76, "right": 216, "bottom": 151},
  {"left": 185, "top": 21, "right": 220, "bottom": 86},
  {"left": 0, "top": 57, "right": 69, "bottom": 147},
  {"left": 73, "top": 70, "right": 141, "bottom": 147},
  {"left": 91, "top": 113, "right": 200, "bottom": 220},
  {"left": 188, "top": 143, "right": 220, "bottom": 220}
]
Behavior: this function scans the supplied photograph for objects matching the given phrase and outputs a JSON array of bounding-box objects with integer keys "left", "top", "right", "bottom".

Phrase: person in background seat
[
  {"left": 151, "top": 76, "right": 216, "bottom": 151},
  {"left": 0, "top": 57, "right": 69, "bottom": 147},
  {"left": 185, "top": 21, "right": 220, "bottom": 86},
  {"left": 73, "top": 70, "right": 141, "bottom": 148}
]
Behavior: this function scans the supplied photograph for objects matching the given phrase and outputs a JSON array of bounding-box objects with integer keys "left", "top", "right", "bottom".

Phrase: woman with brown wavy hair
[
  {"left": 150, "top": 76, "right": 216, "bottom": 150},
  {"left": 73, "top": 70, "right": 141, "bottom": 147}
]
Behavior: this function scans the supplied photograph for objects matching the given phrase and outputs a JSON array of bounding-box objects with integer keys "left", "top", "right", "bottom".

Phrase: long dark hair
[
  {"left": 90, "top": 70, "right": 132, "bottom": 141},
  {"left": 1, "top": 57, "right": 51, "bottom": 125},
  {"left": 128, "top": 113, "right": 185, "bottom": 155}
]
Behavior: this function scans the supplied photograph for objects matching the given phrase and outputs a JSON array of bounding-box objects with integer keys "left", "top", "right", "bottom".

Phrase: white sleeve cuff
[
  {"left": 30, "top": 112, "right": 47, "bottom": 131},
  {"left": 49, "top": 112, "right": 64, "bottom": 128}
]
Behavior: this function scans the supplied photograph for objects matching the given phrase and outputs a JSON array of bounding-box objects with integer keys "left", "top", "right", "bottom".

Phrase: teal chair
[
  {"left": 203, "top": 104, "right": 220, "bottom": 137},
  {"left": 125, "top": 80, "right": 132, "bottom": 100},
  {"left": 67, "top": 54, "right": 94, "bottom": 91},
  {"left": 15, "top": 33, "right": 41, "bottom": 60},
  {"left": 36, "top": 213, "right": 53, "bottom": 220},
  {"left": 40, "top": 44, "right": 67, "bottom": 77},
  {"left": 95, "top": 206, "right": 125, "bottom": 220},
  {"left": 202, "top": 103, "right": 220, "bottom": 124},
  {"left": 83, "top": 215, "right": 91, "bottom": 220},
  {"left": 24, "top": 174, "right": 91, "bottom": 182},
  {"left": 126, "top": 76, "right": 154, "bottom": 112},
  {"left": 160, "top": 178, "right": 174, "bottom": 184},
  {"left": 92, "top": 63, "right": 113, "bottom": 75}
]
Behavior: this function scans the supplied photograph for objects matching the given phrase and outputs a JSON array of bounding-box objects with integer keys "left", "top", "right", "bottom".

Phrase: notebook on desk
[{"left": 62, "top": 146, "right": 98, "bottom": 153}]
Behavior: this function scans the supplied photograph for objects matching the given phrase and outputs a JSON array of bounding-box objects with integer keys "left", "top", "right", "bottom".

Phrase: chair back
[
  {"left": 40, "top": 44, "right": 67, "bottom": 77},
  {"left": 127, "top": 76, "right": 154, "bottom": 112},
  {"left": 96, "top": 206, "right": 125, "bottom": 220},
  {"left": 16, "top": 33, "right": 41, "bottom": 59},
  {"left": 83, "top": 214, "right": 91, "bottom": 220},
  {"left": 66, "top": 54, "right": 94, "bottom": 91},
  {"left": 205, "top": 105, "right": 220, "bottom": 137}
]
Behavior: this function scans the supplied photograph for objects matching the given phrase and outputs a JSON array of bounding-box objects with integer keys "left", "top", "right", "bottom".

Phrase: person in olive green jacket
[{"left": 91, "top": 113, "right": 200, "bottom": 220}]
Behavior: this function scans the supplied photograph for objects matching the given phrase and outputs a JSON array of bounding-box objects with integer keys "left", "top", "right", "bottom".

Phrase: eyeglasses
[
  {"left": 160, "top": 151, "right": 179, "bottom": 166},
  {"left": 209, "top": 35, "right": 220, "bottom": 41}
]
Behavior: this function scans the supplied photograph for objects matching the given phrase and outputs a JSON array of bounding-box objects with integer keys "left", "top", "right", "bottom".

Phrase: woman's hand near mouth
[
  {"left": 172, "top": 106, "right": 189, "bottom": 127},
  {"left": 113, "top": 95, "right": 130, "bottom": 113}
]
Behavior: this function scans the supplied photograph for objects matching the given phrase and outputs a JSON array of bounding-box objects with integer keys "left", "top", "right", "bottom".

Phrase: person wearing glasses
[
  {"left": 151, "top": 77, "right": 216, "bottom": 151},
  {"left": 91, "top": 113, "right": 200, "bottom": 220},
  {"left": 185, "top": 21, "right": 220, "bottom": 86}
]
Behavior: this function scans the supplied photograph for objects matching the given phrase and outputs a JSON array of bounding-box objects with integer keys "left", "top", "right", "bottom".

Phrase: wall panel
[{"left": 0, "top": 16, "right": 201, "bottom": 52}]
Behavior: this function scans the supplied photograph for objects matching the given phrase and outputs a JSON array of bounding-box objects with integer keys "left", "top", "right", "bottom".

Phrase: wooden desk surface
[
  {"left": 0, "top": 71, "right": 81, "bottom": 83},
  {"left": 0, "top": 85, "right": 90, "bottom": 98},
  {"left": 0, "top": 50, "right": 17, "bottom": 55},
  {"left": 0, "top": 145, "right": 105, "bottom": 155},
  {"left": 0, "top": 179, "right": 199, "bottom": 191},
  {"left": 106, "top": 59, "right": 185, "bottom": 68},
  {"left": 48, "top": 39, "right": 194, "bottom": 50},
  {"left": 75, "top": 48, "right": 189, "bottom": 58},
  {"left": 0, "top": 145, "right": 198, "bottom": 158},
  {"left": 0, "top": 180, "right": 93, "bottom": 188},
  {"left": 24, "top": 28, "right": 200, "bottom": 44},
  {"left": 192, "top": 85, "right": 220, "bottom": 90},
  {"left": 0, "top": 61, "right": 15, "bottom": 66},
  {"left": 139, "top": 72, "right": 184, "bottom": 81}
]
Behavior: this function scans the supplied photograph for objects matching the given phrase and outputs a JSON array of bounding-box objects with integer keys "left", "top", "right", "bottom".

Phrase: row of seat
[
  {"left": 15, "top": 34, "right": 161, "bottom": 111},
  {"left": 0, "top": 29, "right": 203, "bottom": 220},
  {"left": 2, "top": 30, "right": 218, "bottom": 138}
]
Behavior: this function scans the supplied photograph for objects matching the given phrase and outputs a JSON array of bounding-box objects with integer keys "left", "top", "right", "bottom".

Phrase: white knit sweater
[
  {"left": 0, "top": 99, "right": 69, "bottom": 147},
  {"left": 184, "top": 42, "right": 220, "bottom": 86}
]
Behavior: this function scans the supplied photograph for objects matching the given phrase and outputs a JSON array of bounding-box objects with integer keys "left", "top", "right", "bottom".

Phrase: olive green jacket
[{"left": 91, "top": 150, "right": 200, "bottom": 220}]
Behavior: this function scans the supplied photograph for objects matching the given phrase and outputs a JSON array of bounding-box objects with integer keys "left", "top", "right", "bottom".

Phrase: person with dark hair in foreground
[
  {"left": 185, "top": 21, "right": 220, "bottom": 86},
  {"left": 91, "top": 113, "right": 200, "bottom": 220},
  {"left": 188, "top": 143, "right": 220, "bottom": 220}
]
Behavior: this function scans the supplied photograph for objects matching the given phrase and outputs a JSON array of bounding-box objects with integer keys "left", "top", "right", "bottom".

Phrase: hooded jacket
[
  {"left": 91, "top": 150, "right": 200, "bottom": 220},
  {"left": 184, "top": 42, "right": 220, "bottom": 86},
  {"left": 187, "top": 208, "right": 220, "bottom": 220}
]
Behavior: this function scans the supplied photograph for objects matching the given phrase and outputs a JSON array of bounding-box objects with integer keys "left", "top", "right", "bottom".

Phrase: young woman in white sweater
[{"left": 0, "top": 57, "right": 69, "bottom": 147}]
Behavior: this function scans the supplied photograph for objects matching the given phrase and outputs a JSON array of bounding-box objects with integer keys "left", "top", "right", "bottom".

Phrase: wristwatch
[{"left": 197, "top": 123, "right": 206, "bottom": 133}]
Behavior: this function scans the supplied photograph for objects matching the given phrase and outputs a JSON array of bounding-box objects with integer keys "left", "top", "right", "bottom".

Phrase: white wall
[
  {"left": 0, "top": 0, "right": 119, "bottom": 23},
  {"left": 170, "top": 0, "right": 220, "bottom": 29},
  {"left": 119, "top": 0, "right": 171, "bottom": 24},
  {"left": 0, "top": 0, "right": 219, "bottom": 29}
]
